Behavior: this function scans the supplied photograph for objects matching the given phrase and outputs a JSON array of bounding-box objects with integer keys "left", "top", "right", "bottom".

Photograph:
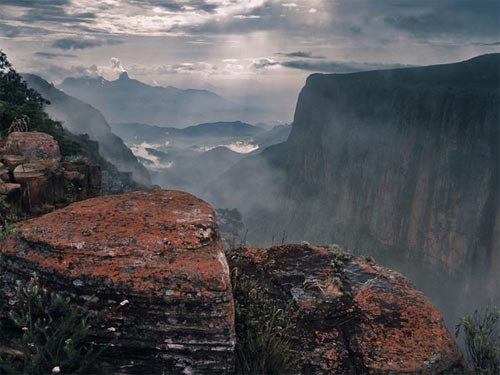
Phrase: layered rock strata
[{"left": 0, "top": 190, "right": 235, "bottom": 374}]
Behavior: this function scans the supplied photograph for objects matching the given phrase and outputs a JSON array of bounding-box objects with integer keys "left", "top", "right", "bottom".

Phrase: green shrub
[
  {"left": 0, "top": 275, "right": 109, "bottom": 374},
  {"left": 327, "top": 244, "right": 352, "bottom": 262},
  {"left": 232, "top": 275, "right": 300, "bottom": 375},
  {"left": 456, "top": 307, "right": 500, "bottom": 374}
]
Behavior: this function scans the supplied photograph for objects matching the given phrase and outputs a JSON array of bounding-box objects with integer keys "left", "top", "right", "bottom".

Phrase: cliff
[
  {"left": 0, "top": 191, "right": 464, "bottom": 374},
  {"left": 206, "top": 54, "right": 500, "bottom": 322}
]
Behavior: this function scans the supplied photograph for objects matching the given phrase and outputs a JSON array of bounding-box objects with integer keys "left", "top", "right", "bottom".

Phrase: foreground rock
[
  {"left": 229, "top": 245, "right": 466, "bottom": 374},
  {"left": 0, "top": 190, "right": 235, "bottom": 374}
]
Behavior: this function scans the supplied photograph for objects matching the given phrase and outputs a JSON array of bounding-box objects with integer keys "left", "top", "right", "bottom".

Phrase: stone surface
[
  {"left": 0, "top": 132, "right": 101, "bottom": 217},
  {"left": 4, "top": 131, "right": 60, "bottom": 160},
  {"left": 0, "top": 190, "right": 235, "bottom": 374},
  {"left": 229, "top": 244, "right": 466, "bottom": 374}
]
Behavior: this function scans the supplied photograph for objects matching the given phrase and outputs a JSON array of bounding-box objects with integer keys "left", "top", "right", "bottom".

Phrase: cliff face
[
  {"left": 0, "top": 191, "right": 464, "bottom": 374},
  {"left": 206, "top": 54, "right": 500, "bottom": 319}
]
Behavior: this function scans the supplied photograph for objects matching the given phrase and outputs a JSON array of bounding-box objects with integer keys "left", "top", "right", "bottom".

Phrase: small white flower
[
  {"left": 64, "top": 338, "right": 72, "bottom": 345},
  {"left": 107, "top": 327, "right": 116, "bottom": 332},
  {"left": 22, "top": 327, "right": 28, "bottom": 331},
  {"left": 52, "top": 366, "right": 60, "bottom": 373},
  {"left": 119, "top": 299, "right": 129, "bottom": 306}
]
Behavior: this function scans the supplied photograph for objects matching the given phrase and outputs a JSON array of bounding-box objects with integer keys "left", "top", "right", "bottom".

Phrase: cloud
[
  {"left": 110, "top": 57, "right": 126, "bottom": 73},
  {"left": 34, "top": 52, "right": 77, "bottom": 59},
  {"left": 471, "top": 41, "right": 500, "bottom": 47},
  {"left": 51, "top": 38, "right": 123, "bottom": 50},
  {"left": 280, "top": 59, "right": 413, "bottom": 73},
  {"left": 251, "top": 58, "right": 280, "bottom": 70},
  {"left": 277, "top": 51, "right": 324, "bottom": 59}
]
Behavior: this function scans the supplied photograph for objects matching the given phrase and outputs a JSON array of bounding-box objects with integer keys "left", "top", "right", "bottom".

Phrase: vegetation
[
  {"left": 456, "top": 307, "right": 500, "bottom": 374},
  {"left": 328, "top": 243, "right": 352, "bottom": 262},
  {"left": 0, "top": 275, "right": 109, "bottom": 374},
  {"left": 232, "top": 272, "right": 300, "bottom": 375},
  {"left": 0, "top": 50, "right": 100, "bottom": 157},
  {"left": 0, "top": 218, "right": 15, "bottom": 244}
]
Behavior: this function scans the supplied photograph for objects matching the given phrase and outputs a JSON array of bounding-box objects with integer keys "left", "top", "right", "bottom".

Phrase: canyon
[{"left": 206, "top": 54, "right": 500, "bottom": 324}]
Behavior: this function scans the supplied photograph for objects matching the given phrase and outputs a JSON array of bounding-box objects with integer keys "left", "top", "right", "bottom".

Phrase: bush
[
  {"left": 456, "top": 307, "right": 500, "bottom": 374},
  {"left": 0, "top": 275, "right": 109, "bottom": 374},
  {"left": 232, "top": 274, "right": 300, "bottom": 375},
  {"left": 327, "top": 244, "right": 352, "bottom": 262}
]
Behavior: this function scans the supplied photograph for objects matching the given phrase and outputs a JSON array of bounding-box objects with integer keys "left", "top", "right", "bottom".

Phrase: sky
[{"left": 0, "top": 0, "right": 499, "bottom": 122}]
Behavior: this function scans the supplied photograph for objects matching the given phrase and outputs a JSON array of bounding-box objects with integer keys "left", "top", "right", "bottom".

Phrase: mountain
[
  {"left": 205, "top": 54, "right": 500, "bottom": 324},
  {"left": 58, "top": 73, "right": 243, "bottom": 127},
  {"left": 111, "top": 121, "right": 263, "bottom": 144},
  {"left": 23, "top": 74, "right": 151, "bottom": 185}
]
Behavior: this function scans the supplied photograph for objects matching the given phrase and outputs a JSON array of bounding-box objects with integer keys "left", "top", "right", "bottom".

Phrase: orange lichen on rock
[
  {"left": 1, "top": 190, "right": 235, "bottom": 374},
  {"left": 229, "top": 244, "right": 465, "bottom": 374}
]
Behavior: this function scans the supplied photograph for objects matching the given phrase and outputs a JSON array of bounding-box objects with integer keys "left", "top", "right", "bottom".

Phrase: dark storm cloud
[
  {"left": 51, "top": 38, "right": 124, "bottom": 50},
  {"left": 280, "top": 60, "right": 413, "bottom": 73},
  {"left": 0, "top": 0, "right": 94, "bottom": 30},
  {"left": 18, "top": 7, "right": 95, "bottom": 24},
  {"left": 472, "top": 41, "right": 500, "bottom": 47},
  {"left": 128, "top": 0, "right": 218, "bottom": 13},
  {"left": 34, "top": 52, "right": 77, "bottom": 59},
  {"left": 277, "top": 51, "right": 324, "bottom": 59},
  {"left": 0, "top": 0, "right": 70, "bottom": 7},
  {"left": 380, "top": 1, "right": 499, "bottom": 38},
  {"left": 0, "top": 22, "right": 53, "bottom": 37}
]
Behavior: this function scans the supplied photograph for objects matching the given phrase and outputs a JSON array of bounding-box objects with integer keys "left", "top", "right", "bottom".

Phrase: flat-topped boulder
[
  {"left": 0, "top": 190, "right": 235, "bottom": 374},
  {"left": 4, "top": 131, "right": 60, "bottom": 160},
  {"left": 229, "top": 245, "right": 465, "bottom": 374}
]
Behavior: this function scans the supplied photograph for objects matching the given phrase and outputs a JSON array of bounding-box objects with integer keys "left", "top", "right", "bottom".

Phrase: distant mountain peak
[{"left": 118, "top": 71, "right": 129, "bottom": 81}]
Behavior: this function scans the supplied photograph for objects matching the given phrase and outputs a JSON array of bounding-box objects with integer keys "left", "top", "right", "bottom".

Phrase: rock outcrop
[
  {"left": 229, "top": 245, "right": 465, "bottom": 374},
  {"left": 206, "top": 53, "right": 500, "bottom": 323},
  {"left": 4, "top": 131, "right": 61, "bottom": 160},
  {"left": 0, "top": 131, "right": 101, "bottom": 216},
  {"left": 0, "top": 190, "right": 466, "bottom": 374},
  {"left": 0, "top": 190, "right": 235, "bottom": 374}
]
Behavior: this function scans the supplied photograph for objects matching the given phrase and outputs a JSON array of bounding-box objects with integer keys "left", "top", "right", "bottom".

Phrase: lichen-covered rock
[
  {"left": 4, "top": 131, "right": 60, "bottom": 160},
  {"left": 0, "top": 190, "right": 235, "bottom": 374},
  {"left": 229, "top": 245, "right": 465, "bottom": 374}
]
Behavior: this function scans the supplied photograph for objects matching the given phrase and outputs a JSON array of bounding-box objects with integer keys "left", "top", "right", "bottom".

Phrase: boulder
[
  {"left": 0, "top": 182, "right": 21, "bottom": 199},
  {"left": 0, "top": 190, "right": 235, "bottom": 374},
  {"left": 4, "top": 131, "right": 60, "bottom": 160},
  {"left": 228, "top": 245, "right": 466, "bottom": 374},
  {"left": 1, "top": 154, "right": 27, "bottom": 170}
]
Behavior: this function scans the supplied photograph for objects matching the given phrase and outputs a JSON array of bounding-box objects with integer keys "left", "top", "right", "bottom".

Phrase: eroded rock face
[
  {"left": 229, "top": 245, "right": 465, "bottom": 374},
  {"left": 0, "top": 190, "right": 235, "bottom": 374}
]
